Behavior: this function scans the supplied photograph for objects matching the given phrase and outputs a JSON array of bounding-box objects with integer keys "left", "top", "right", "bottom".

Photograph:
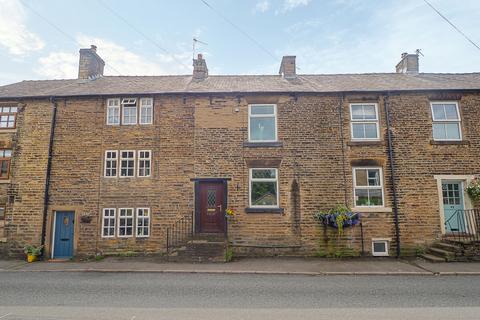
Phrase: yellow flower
[{"left": 225, "top": 208, "right": 235, "bottom": 217}]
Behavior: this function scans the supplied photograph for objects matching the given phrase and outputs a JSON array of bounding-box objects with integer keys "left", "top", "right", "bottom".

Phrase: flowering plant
[
  {"left": 314, "top": 204, "right": 361, "bottom": 234},
  {"left": 225, "top": 208, "right": 235, "bottom": 218},
  {"left": 466, "top": 178, "right": 480, "bottom": 203}
]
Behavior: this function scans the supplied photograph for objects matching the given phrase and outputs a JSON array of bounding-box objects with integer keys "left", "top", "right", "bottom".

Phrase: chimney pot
[
  {"left": 395, "top": 52, "right": 419, "bottom": 74},
  {"left": 193, "top": 53, "right": 208, "bottom": 81},
  {"left": 279, "top": 56, "right": 296, "bottom": 79},
  {"left": 78, "top": 45, "right": 105, "bottom": 79}
]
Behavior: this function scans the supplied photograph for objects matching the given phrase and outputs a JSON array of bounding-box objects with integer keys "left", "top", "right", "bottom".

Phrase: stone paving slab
[
  {"left": 412, "top": 259, "right": 480, "bottom": 274},
  {"left": 1, "top": 256, "right": 479, "bottom": 275},
  {"left": 0, "top": 257, "right": 430, "bottom": 275}
]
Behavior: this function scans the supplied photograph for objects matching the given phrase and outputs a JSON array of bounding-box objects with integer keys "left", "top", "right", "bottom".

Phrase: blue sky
[{"left": 0, "top": 0, "right": 479, "bottom": 85}]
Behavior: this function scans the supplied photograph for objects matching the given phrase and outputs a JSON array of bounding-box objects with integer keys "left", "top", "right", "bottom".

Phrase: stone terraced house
[{"left": 0, "top": 46, "right": 479, "bottom": 261}]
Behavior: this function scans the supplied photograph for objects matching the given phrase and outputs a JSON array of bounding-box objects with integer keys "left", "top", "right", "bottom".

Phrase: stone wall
[{"left": 2, "top": 91, "right": 479, "bottom": 258}]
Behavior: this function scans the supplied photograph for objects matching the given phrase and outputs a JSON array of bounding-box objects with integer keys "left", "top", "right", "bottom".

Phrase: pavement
[{"left": 1, "top": 256, "right": 480, "bottom": 275}]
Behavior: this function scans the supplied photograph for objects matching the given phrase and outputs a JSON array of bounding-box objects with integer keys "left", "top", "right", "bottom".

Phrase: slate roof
[{"left": 1, "top": 73, "right": 480, "bottom": 99}]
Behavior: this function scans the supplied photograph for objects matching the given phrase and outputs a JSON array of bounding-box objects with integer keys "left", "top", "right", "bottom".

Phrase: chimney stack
[
  {"left": 279, "top": 56, "right": 296, "bottom": 79},
  {"left": 192, "top": 54, "right": 208, "bottom": 81},
  {"left": 395, "top": 52, "right": 419, "bottom": 73},
  {"left": 78, "top": 45, "right": 105, "bottom": 80}
]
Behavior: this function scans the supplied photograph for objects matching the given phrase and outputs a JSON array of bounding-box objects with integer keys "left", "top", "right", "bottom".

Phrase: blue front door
[
  {"left": 53, "top": 211, "right": 75, "bottom": 258},
  {"left": 442, "top": 182, "right": 465, "bottom": 233}
]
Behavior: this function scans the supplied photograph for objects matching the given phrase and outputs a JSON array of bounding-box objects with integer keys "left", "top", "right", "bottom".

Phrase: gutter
[
  {"left": 384, "top": 94, "right": 401, "bottom": 258},
  {"left": 0, "top": 88, "right": 479, "bottom": 101},
  {"left": 40, "top": 96, "right": 58, "bottom": 258}
]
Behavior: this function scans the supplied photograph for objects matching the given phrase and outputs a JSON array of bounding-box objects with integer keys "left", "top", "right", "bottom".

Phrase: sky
[{"left": 0, "top": 0, "right": 479, "bottom": 85}]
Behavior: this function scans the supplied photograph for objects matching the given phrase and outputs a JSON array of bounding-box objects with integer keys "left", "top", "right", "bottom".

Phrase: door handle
[{"left": 217, "top": 204, "right": 222, "bottom": 211}]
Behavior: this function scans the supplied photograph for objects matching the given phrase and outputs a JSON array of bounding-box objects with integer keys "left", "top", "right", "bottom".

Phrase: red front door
[{"left": 199, "top": 182, "right": 225, "bottom": 233}]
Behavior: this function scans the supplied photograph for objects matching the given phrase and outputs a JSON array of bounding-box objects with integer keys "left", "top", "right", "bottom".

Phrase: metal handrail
[
  {"left": 166, "top": 212, "right": 194, "bottom": 253},
  {"left": 444, "top": 208, "right": 480, "bottom": 243}
]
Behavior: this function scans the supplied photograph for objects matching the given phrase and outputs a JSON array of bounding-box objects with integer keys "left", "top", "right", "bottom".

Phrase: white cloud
[
  {"left": 278, "top": 0, "right": 480, "bottom": 74},
  {"left": 35, "top": 34, "right": 193, "bottom": 79},
  {"left": 36, "top": 52, "right": 77, "bottom": 79},
  {"left": 0, "top": 0, "right": 44, "bottom": 55},
  {"left": 276, "top": 0, "right": 311, "bottom": 14},
  {"left": 253, "top": 0, "right": 270, "bottom": 13}
]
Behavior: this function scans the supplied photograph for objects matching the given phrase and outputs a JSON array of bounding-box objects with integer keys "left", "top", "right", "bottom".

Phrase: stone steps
[
  {"left": 168, "top": 233, "right": 227, "bottom": 263},
  {"left": 426, "top": 247, "right": 455, "bottom": 261},
  {"left": 420, "top": 253, "right": 446, "bottom": 263}
]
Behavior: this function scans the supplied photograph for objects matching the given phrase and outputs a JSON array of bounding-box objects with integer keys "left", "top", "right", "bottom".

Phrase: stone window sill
[
  {"left": 0, "top": 237, "right": 6, "bottom": 243},
  {"left": 347, "top": 140, "right": 384, "bottom": 146},
  {"left": 243, "top": 141, "right": 283, "bottom": 148},
  {"left": 0, "top": 129, "right": 17, "bottom": 134},
  {"left": 0, "top": 180, "right": 10, "bottom": 184},
  {"left": 352, "top": 207, "right": 393, "bottom": 213},
  {"left": 245, "top": 207, "right": 284, "bottom": 214},
  {"left": 430, "top": 140, "right": 469, "bottom": 145}
]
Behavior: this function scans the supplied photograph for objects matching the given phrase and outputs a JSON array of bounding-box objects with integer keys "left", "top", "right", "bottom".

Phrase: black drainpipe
[
  {"left": 40, "top": 96, "right": 58, "bottom": 258},
  {"left": 384, "top": 93, "right": 401, "bottom": 258}
]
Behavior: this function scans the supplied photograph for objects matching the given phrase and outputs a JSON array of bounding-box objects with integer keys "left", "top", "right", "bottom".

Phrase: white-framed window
[
  {"left": 138, "top": 150, "right": 151, "bottom": 177},
  {"left": 118, "top": 208, "right": 134, "bottom": 237},
  {"left": 122, "top": 98, "right": 137, "bottom": 125},
  {"left": 430, "top": 102, "right": 462, "bottom": 141},
  {"left": 0, "top": 106, "right": 18, "bottom": 128},
  {"left": 139, "top": 98, "right": 153, "bottom": 125},
  {"left": 350, "top": 103, "right": 379, "bottom": 140},
  {"left": 249, "top": 168, "right": 279, "bottom": 208},
  {"left": 136, "top": 208, "right": 150, "bottom": 237},
  {"left": 371, "top": 239, "right": 389, "bottom": 256},
  {"left": 104, "top": 150, "right": 118, "bottom": 177},
  {"left": 106, "top": 99, "right": 120, "bottom": 125},
  {"left": 353, "top": 167, "right": 384, "bottom": 207},
  {"left": 102, "top": 208, "right": 116, "bottom": 238},
  {"left": 248, "top": 104, "right": 277, "bottom": 142},
  {"left": 120, "top": 150, "right": 135, "bottom": 177}
]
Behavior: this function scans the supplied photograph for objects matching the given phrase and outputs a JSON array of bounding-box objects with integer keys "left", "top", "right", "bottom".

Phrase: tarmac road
[{"left": 0, "top": 272, "right": 479, "bottom": 319}]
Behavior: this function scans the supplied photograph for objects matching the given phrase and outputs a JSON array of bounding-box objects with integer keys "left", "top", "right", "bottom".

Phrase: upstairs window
[
  {"left": 139, "top": 98, "right": 153, "bottom": 125},
  {"left": 249, "top": 168, "right": 279, "bottom": 208},
  {"left": 0, "top": 150, "right": 12, "bottom": 180},
  {"left": 0, "top": 106, "right": 17, "bottom": 129},
  {"left": 248, "top": 104, "right": 277, "bottom": 142},
  {"left": 120, "top": 151, "right": 135, "bottom": 177},
  {"left": 431, "top": 102, "right": 461, "bottom": 141},
  {"left": 122, "top": 98, "right": 137, "bottom": 125},
  {"left": 104, "top": 150, "right": 118, "bottom": 177},
  {"left": 353, "top": 167, "right": 384, "bottom": 207},
  {"left": 106, "top": 99, "right": 120, "bottom": 125},
  {"left": 0, "top": 206, "right": 4, "bottom": 220},
  {"left": 138, "top": 150, "right": 151, "bottom": 177},
  {"left": 350, "top": 103, "right": 379, "bottom": 140}
]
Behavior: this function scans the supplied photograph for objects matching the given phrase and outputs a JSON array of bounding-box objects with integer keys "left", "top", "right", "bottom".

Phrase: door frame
[
  {"left": 192, "top": 178, "right": 229, "bottom": 234},
  {"left": 434, "top": 175, "right": 475, "bottom": 235},
  {"left": 51, "top": 211, "right": 76, "bottom": 259}
]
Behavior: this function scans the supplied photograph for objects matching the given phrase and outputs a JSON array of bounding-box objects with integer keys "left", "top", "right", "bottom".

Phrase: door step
[
  {"left": 420, "top": 253, "right": 446, "bottom": 263},
  {"left": 168, "top": 233, "right": 227, "bottom": 263}
]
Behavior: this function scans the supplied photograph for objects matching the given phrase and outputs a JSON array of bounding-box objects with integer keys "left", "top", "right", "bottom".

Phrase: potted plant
[
  {"left": 314, "top": 204, "right": 361, "bottom": 235},
  {"left": 466, "top": 178, "right": 480, "bottom": 207},
  {"left": 24, "top": 245, "right": 43, "bottom": 263}
]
